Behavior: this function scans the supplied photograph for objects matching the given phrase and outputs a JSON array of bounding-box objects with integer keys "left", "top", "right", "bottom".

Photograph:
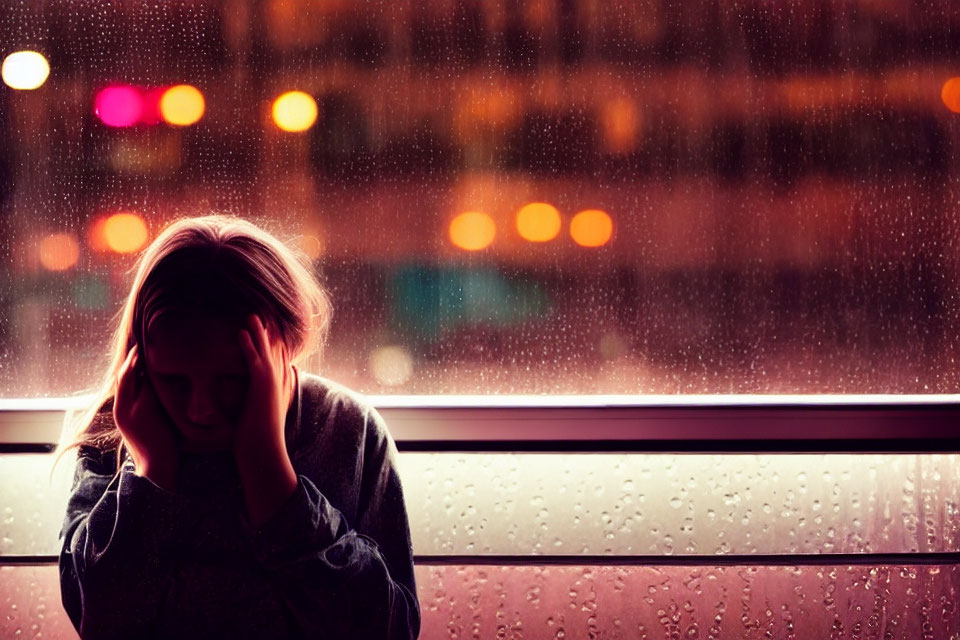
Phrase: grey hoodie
[{"left": 59, "top": 373, "right": 420, "bottom": 639}]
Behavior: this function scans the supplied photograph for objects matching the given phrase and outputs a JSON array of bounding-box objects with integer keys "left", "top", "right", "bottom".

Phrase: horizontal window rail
[
  {"left": 5, "top": 552, "right": 960, "bottom": 567},
  {"left": 2, "top": 396, "right": 960, "bottom": 452}
]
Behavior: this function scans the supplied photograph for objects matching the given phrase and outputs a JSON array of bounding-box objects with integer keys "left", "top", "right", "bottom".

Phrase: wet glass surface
[
  {"left": 3, "top": 2, "right": 960, "bottom": 396},
  {"left": 4, "top": 452, "right": 958, "bottom": 558},
  {"left": 3, "top": 563, "right": 958, "bottom": 639}
]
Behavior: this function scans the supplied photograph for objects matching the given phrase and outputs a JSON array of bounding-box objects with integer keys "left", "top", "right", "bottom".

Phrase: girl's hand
[
  {"left": 234, "top": 314, "right": 298, "bottom": 526},
  {"left": 114, "top": 345, "right": 179, "bottom": 492}
]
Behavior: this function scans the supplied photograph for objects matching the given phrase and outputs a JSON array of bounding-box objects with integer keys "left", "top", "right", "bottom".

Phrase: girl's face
[{"left": 145, "top": 311, "right": 250, "bottom": 453}]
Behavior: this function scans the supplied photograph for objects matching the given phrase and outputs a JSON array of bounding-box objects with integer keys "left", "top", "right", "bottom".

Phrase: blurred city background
[{"left": 1, "top": 0, "right": 960, "bottom": 396}]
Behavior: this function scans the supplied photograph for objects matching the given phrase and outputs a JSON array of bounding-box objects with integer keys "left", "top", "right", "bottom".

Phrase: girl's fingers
[
  {"left": 278, "top": 343, "right": 289, "bottom": 391},
  {"left": 117, "top": 346, "right": 136, "bottom": 399},
  {"left": 237, "top": 328, "right": 258, "bottom": 365},
  {"left": 248, "top": 314, "right": 270, "bottom": 360},
  {"left": 240, "top": 314, "right": 290, "bottom": 391},
  {"left": 122, "top": 344, "right": 136, "bottom": 373},
  {"left": 115, "top": 346, "right": 140, "bottom": 435}
]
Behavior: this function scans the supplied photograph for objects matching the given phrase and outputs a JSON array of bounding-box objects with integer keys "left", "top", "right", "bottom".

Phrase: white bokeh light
[
  {"left": 370, "top": 345, "right": 414, "bottom": 387},
  {"left": 1, "top": 51, "right": 50, "bottom": 90}
]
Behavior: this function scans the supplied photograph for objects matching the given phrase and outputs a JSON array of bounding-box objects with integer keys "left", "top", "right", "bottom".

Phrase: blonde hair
[{"left": 55, "top": 215, "right": 331, "bottom": 469}]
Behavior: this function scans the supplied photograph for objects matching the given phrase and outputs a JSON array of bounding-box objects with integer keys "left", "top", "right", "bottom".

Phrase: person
[{"left": 56, "top": 215, "right": 420, "bottom": 639}]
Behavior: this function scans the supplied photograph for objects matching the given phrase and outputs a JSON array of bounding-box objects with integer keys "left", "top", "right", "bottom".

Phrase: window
[
  {"left": 2, "top": 2, "right": 960, "bottom": 638},
  {"left": 1, "top": 1, "right": 958, "bottom": 397}
]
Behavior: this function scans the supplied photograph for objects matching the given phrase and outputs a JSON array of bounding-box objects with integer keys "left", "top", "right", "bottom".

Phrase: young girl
[{"left": 57, "top": 215, "right": 420, "bottom": 639}]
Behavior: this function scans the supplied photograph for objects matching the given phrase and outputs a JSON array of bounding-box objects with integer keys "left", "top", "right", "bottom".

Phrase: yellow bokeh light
[
  {"left": 570, "top": 209, "right": 613, "bottom": 247},
  {"left": 449, "top": 211, "right": 496, "bottom": 251},
  {"left": 39, "top": 233, "right": 80, "bottom": 271},
  {"left": 516, "top": 202, "right": 561, "bottom": 243},
  {"left": 1, "top": 51, "right": 50, "bottom": 90},
  {"left": 104, "top": 213, "right": 149, "bottom": 253},
  {"left": 272, "top": 91, "right": 318, "bottom": 132},
  {"left": 159, "top": 84, "right": 205, "bottom": 126},
  {"left": 941, "top": 77, "right": 960, "bottom": 114}
]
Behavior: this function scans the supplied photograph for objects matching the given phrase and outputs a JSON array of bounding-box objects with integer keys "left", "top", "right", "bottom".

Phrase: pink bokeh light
[
  {"left": 139, "top": 87, "right": 164, "bottom": 125},
  {"left": 94, "top": 85, "right": 143, "bottom": 127}
]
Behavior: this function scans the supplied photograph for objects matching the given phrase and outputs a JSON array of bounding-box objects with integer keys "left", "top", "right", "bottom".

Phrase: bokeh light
[
  {"left": 570, "top": 209, "right": 613, "bottom": 247},
  {"left": 1, "top": 51, "right": 50, "bottom": 90},
  {"left": 86, "top": 218, "right": 109, "bottom": 252},
  {"left": 159, "top": 84, "right": 205, "bottom": 126},
  {"left": 272, "top": 91, "right": 318, "bottom": 132},
  {"left": 94, "top": 86, "right": 143, "bottom": 128},
  {"left": 516, "top": 202, "right": 561, "bottom": 243},
  {"left": 601, "top": 97, "right": 640, "bottom": 154},
  {"left": 370, "top": 345, "right": 414, "bottom": 387},
  {"left": 297, "top": 234, "right": 324, "bottom": 260},
  {"left": 103, "top": 213, "right": 149, "bottom": 253},
  {"left": 941, "top": 77, "right": 960, "bottom": 114},
  {"left": 139, "top": 87, "right": 164, "bottom": 125},
  {"left": 449, "top": 211, "right": 496, "bottom": 251},
  {"left": 599, "top": 331, "right": 629, "bottom": 360},
  {"left": 39, "top": 233, "right": 80, "bottom": 271}
]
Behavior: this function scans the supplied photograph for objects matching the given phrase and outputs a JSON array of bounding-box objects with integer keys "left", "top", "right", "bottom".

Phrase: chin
[
  {"left": 180, "top": 439, "right": 231, "bottom": 454},
  {"left": 177, "top": 424, "right": 233, "bottom": 453}
]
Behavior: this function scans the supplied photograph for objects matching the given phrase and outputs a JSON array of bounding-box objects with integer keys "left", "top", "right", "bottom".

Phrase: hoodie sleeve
[
  {"left": 58, "top": 450, "right": 199, "bottom": 640},
  {"left": 246, "top": 407, "right": 420, "bottom": 640}
]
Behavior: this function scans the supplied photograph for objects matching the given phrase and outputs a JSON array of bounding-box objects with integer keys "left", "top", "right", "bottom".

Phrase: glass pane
[
  {"left": 0, "top": 565, "right": 78, "bottom": 640},
  {"left": 2, "top": 2, "right": 960, "bottom": 397},
  {"left": 5, "top": 452, "right": 958, "bottom": 557},
  {"left": 403, "top": 453, "right": 960, "bottom": 556},
  {"left": 4, "top": 563, "right": 958, "bottom": 639},
  {"left": 413, "top": 564, "right": 960, "bottom": 639}
]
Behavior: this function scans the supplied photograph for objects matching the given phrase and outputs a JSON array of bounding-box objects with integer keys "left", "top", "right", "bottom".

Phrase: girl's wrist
[
  {"left": 136, "top": 458, "right": 177, "bottom": 493},
  {"left": 235, "top": 438, "right": 298, "bottom": 526}
]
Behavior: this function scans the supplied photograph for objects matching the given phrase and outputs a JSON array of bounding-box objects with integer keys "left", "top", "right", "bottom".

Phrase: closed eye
[{"left": 155, "top": 373, "right": 188, "bottom": 387}]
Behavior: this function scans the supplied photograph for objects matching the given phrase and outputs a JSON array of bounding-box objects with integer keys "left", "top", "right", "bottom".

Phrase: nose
[{"left": 186, "top": 386, "right": 220, "bottom": 426}]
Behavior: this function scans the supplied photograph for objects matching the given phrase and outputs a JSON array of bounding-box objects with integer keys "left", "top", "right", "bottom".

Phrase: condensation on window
[
  {"left": 2, "top": 563, "right": 958, "bottom": 639},
  {"left": 2, "top": 1, "right": 960, "bottom": 396},
  {"left": 400, "top": 452, "right": 960, "bottom": 556},
  {"left": 3, "top": 452, "right": 958, "bottom": 558}
]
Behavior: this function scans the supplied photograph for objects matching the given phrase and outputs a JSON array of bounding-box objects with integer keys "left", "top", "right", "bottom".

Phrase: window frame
[
  {"left": 2, "top": 396, "right": 959, "bottom": 453},
  {"left": 2, "top": 398, "right": 959, "bottom": 567}
]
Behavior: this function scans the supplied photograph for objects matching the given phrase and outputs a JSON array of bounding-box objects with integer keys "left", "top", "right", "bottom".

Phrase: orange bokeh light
[
  {"left": 516, "top": 202, "right": 561, "bottom": 243},
  {"left": 297, "top": 234, "right": 324, "bottom": 260},
  {"left": 86, "top": 218, "right": 109, "bottom": 252},
  {"left": 570, "top": 209, "right": 613, "bottom": 247},
  {"left": 103, "top": 213, "right": 149, "bottom": 253},
  {"left": 159, "top": 84, "right": 205, "bottom": 126},
  {"left": 601, "top": 97, "right": 640, "bottom": 154},
  {"left": 449, "top": 211, "right": 496, "bottom": 251},
  {"left": 941, "top": 77, "right": 960, "bottom": 114},
  {"left": 39, "top": 233, "right": 80, "bottom": 271}
]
